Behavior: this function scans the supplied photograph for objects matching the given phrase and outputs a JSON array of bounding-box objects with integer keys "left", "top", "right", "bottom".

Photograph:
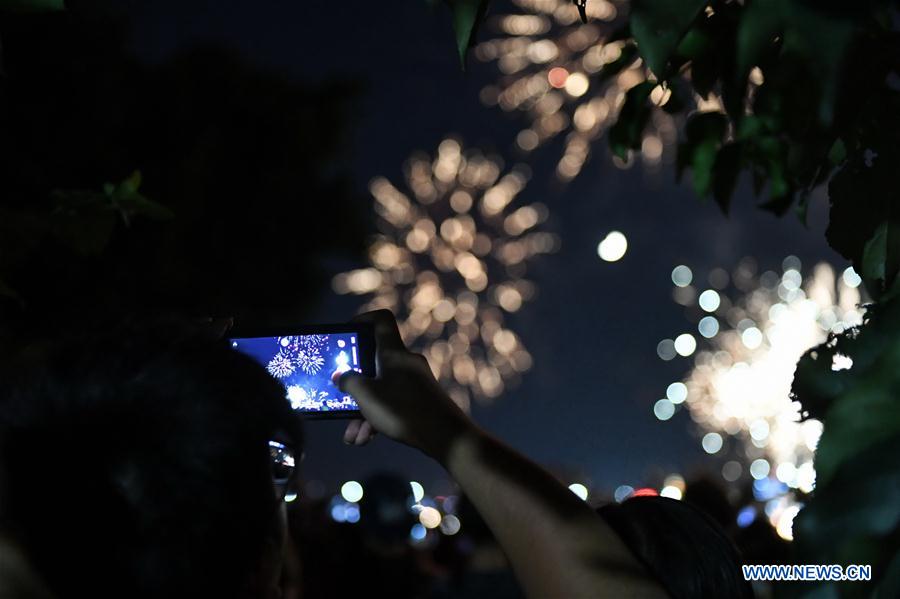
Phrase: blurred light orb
[
  {"left": 440, "top": 514, "right": 462, "bottom": 535},
  {"left": 736, "top": 506, "right": 756, "bottom": 528},
  {"left": 341, "top": 481, "right": 364, "bottom": 503},
  {"left": 419, "top": 506, "right": 443, "bottom": 529},
  {"left": 410, "top": 481, "right": 425, "bottom": 503},
  {"left": 653, "top": 399, "right": 675, "bottom": 421},
  {"left": 666, "top": 382, "right": 688, "bottom": 404},
  {"left": 548, "top": 66, "right": 569, "bottom": 88},
  {"left": 741, "top": 327, "right": 764, "bottom": 349},
  {"left": 750, "top": 459, "right": 771, "bottom": 480},
  {"left": 783, "top": 255, "right": 802, "bottom": 271},
  {"left": 842, "top": 266, "right": 862, "bottom": 288},
  {"left": 564, "top": 72, "right": 590, "bottom": 97},
  {"left": 656, "top": 339, "right": 677, "bottom": 361},
  {"left": 776, "top": 505, "right": 801, "bottom": 541},
  {"left": 701, "top": 432, "right": 723, "bottom": 454},
  {"left": 698, "top": 289, "right": 721, "bottom": 312},
  {"left": 410, "top": 523, "right": 427, "bottom": 541},
  {"left": 749, "top": 419, "right": 770, "bottom": 441},
  {"left": 776, "top": 462, "right": 797, "bottom": 484},
  {"left": 671, "top": 265, "right": 693, "bottom": 287},
  {"left": 698, "top": 316, "right": 719, "bottom": 338},
  {"left": 568, "top": 483, "right": 589, "bottom": 501},
  {"left": 331, "top": 504, "right": 348, "bottom": 522},
  {"left": 284, "top": 491, "right": 298, "bottom": 503},
  {"left": 660, "top": 485, "right": 682, "bottom": 500},
  {"left": 614, "top": 485, "right": 634, "bottom": 503},
  {"left": 345, "top": 504, "right": 361, "bottom": 523},
  {"left": 674, "top": 333, "right": 697, "bottom": 356},
  {"left": 722, "top": 461, "right": 742, "bottom": 482},
  {"left": 597, "top": 231, "right": 628, "bottom": 262}
]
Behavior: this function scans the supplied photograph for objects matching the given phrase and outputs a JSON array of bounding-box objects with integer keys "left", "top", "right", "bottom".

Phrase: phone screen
[{"left": 230, "top": 329, "right": 368, "bottom": 415}]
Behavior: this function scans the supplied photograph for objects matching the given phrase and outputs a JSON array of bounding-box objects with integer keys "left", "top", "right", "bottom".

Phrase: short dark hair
[
  {"left": 0, "top": 317, "right": 302, "bottom": 598},
  {"left": 599, "top": 497, "right": 754, "bottom": 599}
]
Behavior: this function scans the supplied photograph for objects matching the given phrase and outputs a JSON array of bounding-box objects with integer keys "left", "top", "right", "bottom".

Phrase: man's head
[
  {"left": 0, "top": 318, "right": 302, "bottom": 598},
  {"left": 599, "top": 496, "right": 754, "bottom": 599}
]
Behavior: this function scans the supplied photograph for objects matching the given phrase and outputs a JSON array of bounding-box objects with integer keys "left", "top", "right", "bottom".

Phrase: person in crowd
[
  {"left": 0, "top": 319, "right": 302, "bottom": 598},
  {"left": 598, "top": 497, "right": 754, "bottom": 598}
]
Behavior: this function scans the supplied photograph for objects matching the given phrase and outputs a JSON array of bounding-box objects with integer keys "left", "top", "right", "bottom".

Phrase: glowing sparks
[
  {"left": 475, "top": 0, "right": 680, "bottom": 180},
  {"left": 658, "top": 258, "right": 867, "bottom": 530},
  {"left": 274, "top": 335, "right": 328, "bottom": 376},
  {"left": 333, "top": 139, "right": 558, "bottom": 407},
  {"left": 266, "top": 351, "right": 295, "bottom": 378}
]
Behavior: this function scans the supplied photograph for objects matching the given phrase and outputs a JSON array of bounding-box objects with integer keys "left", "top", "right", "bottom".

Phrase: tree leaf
[
  {"left": 794, "top": 434, "right": 900, "bottom": 565},
  {"left": 735, "top": 0, "right": 782, "bottom": 82},
  {"left": 608, "top": 81, "right": 654, "bottom": 160},
  {"left": 826, "top": 154, "right": 896, "bottom": 294},
  {"left": 780, "top": 1, "right": 856, "bottom": 125},
  {"left": 0, "top": 0, "right": 64, "bottom": 11},
  {"left": 827, "top": 138, "right": 846, "bottom": 166},
  {"left": 445, "top": 0, "right": 491, "bottom": 68},
  {"left": 677, "top": 112, "right": 728, "bottom": 196},
  {"left": 630, "top": 0, "right": 708, "bottom": 79},
  {"left": 862, "top": 220, "right": 900, "bottom": 298},
  {"left": 685, "top": 110, "right": 728, "bottom": 142}
]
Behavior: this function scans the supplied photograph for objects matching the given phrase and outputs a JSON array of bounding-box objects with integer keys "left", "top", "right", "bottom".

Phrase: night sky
[{"left": 121, "top": 0, "right": 843, "bottom": 494}]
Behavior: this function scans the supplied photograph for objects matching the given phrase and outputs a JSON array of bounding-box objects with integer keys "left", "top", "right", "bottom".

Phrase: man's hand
[{"left": 335, "top": 310, "right": 473, "bottom": 461}]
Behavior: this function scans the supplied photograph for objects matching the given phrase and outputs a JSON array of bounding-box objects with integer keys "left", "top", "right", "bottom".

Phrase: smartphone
[{"left": 228, "top": 323, "right": 375, "bottom": 419}]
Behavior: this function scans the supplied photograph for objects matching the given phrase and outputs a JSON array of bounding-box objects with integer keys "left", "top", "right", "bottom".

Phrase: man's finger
[
  {"left": 335, "top": 370, "right": 373, "bottom": 397},
  {"left": 355, "top": 420, "right": 375, "bottom": 446},
  {"left": 343, "top": 419, "right": 362, "bottom": 445},
  {"left": 351, "top": 310, "right": 405, "bottom": 352}
]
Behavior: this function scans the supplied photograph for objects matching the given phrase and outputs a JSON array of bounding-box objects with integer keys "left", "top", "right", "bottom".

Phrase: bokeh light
[
  {"left": 597, "top": 230, "right": 628, "bottom": 262},
  {"left": 419, "top": 506, "right": 443, "bottom": 529},
  {"left": 671, "top": 265, "right": 693, "bottom": 287},
  {"left": 568, "top": 483, "right": 589, "bottom": 500},
  {"left": 440, "top": 514, "right": 462, "bottom": 535},
  {"left": 334, "top": 139, "right": 560, "bottom": 408},
  {"left": 653, "top": 399, "right": 675, "bottom": 421},
  {"left": 340, "top": 480, "right": 364, "bottom": 503},
  {"left": 614, "top": 485, "right": 634, "bottom": 502},
  {"left": 410, "top": 481, "right": 425, "bottom": 503}
]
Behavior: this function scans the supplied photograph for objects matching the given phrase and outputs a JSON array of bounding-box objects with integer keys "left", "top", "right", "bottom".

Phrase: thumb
[{"left": 334, "top": 370, "right": 376, "bottom": 402}]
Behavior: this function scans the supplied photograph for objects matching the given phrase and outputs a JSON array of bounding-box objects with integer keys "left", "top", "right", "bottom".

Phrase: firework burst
[
  {"left": 287, "top": 385, "right": 329, "bottom": 410},
  {"left": 333, "top": 138, "right": 559, "bottom": 409},
  {"left": 655, "top": 257, "right": 865, "bottom": 539},
  {"left": 475, "top": 0, "right": 685, "bottom": 180},
  {"left": 278, "top": 335, "right": 328, "bottom": 375},
  {"left": 267, "top": 351, "right": 295, "bottom": 378}
]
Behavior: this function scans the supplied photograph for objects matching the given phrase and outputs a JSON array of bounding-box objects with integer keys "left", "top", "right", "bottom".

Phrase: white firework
[
  {"left": 278, "top": 335, "right": 328, "bottom": 375},
  {"left": 656, "top": 257, "right": 866, "bottom": 540},
  {"left": 333, "top": 138, "right": 558, "bottom": 409},
  {"left": 475, "top": 0, "right": 684, "bottom": 180},
  {"left": 296, "top": 349, "right": 326, "bottom": 375},
  {"left": 267, "top": 351, "right": 295, "bottom": 378},
  {"left": 287, "top": 385, "right": 329, "bottom": 410}
]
